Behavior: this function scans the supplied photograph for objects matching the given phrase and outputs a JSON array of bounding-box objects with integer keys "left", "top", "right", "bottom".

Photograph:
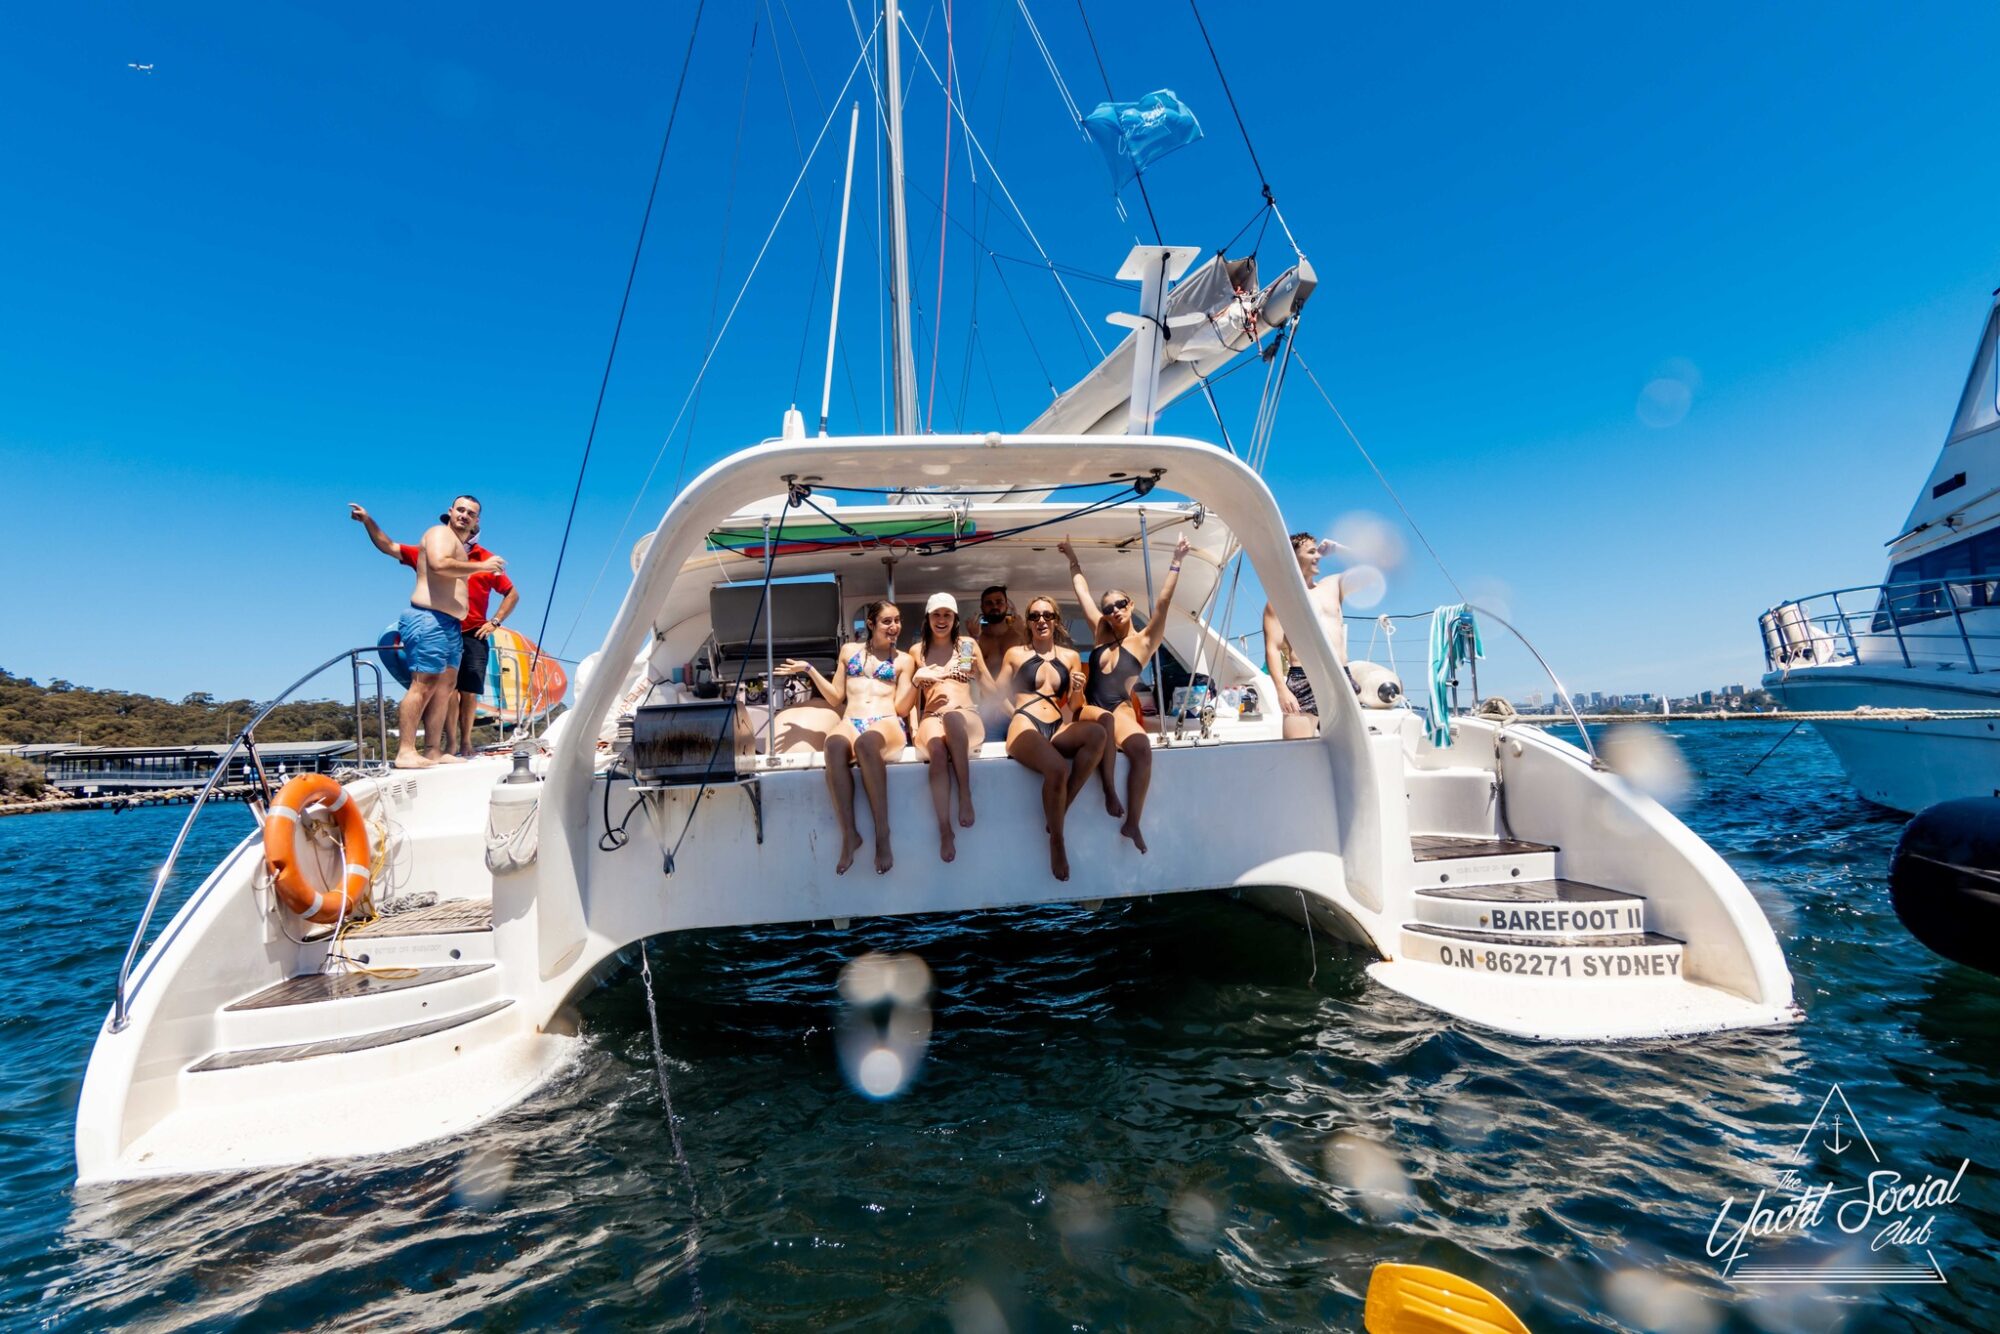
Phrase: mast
[{"left": 882, "top": 0, "right": 919, "bottom": 433}]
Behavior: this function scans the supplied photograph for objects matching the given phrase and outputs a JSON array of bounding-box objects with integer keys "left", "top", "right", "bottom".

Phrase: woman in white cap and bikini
[{"left": 908, "top": 592, "right": 992, "bottom": 862}]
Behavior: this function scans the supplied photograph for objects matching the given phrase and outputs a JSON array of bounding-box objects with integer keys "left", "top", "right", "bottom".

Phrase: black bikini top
[{"left": 1011, "top": 649, "right": 1067, "bottom": 703}]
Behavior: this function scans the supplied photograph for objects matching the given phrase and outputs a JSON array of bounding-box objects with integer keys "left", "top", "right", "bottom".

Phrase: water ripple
[{"left": 0, "top": 728, "right": 1995, "bottom": 1330}]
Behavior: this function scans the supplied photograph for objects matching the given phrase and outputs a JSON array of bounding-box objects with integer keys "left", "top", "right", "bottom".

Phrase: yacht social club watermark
[{"left": 1705, "top": 1083, "right": 1971, "bottom": 1286}]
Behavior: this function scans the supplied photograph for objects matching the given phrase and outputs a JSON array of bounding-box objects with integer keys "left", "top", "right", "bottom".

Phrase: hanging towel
[{"left": 1426, "top": 604, "right": 1482, "bottom": 747}]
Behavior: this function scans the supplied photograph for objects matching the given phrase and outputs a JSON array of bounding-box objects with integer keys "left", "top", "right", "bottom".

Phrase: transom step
[
  {"left": 188, "top": 998, "right": 512, "bottom": 1072},
  {"left": 1411, "top": 834, "right": 1557, "bottom": 862},
  {"left": 1400, "top": 923, "right": 1685, "bottom": 982},
  {"left": 224, "top": 964, "right": 493, "bottom": 1011},
  {"left": 342, "top": 899, "right": 494, "bottom": 937},
  {"left": 1414, "top": 880, "right": 1645, "bottom": 936}
]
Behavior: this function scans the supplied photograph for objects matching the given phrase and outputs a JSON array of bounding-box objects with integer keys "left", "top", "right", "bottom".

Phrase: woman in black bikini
[
  {"left": 1059, "top": 533, "right": 1191, "bottom": 853},
  {"left": 780, "top": 601, "right": 915, "bottom": 875},
  {"left": 999, "top": 595, "right": 1105, "bottom": 881}
]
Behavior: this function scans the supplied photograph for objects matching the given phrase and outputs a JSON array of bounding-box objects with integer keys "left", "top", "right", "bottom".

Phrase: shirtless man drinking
[
  {"left": 1262, "top": 531, "right": 1351, "bottom": 740},
  {"left": 384, "top": 496, "right": 504, "bottom": 768}
]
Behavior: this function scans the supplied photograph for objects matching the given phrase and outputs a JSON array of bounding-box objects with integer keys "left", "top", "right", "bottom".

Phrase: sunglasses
[
  {"left": 1102, "top": 598, "right": 1132, "bottom": 613},
  {"left": 1026, "top": 611, "right": 1059, "bottom": 623}
]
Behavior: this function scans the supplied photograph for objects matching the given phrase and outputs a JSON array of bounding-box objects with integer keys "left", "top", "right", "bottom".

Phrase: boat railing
[
  {"left": 1761, "top": 576, "right": 1998, "bottom": 675},
  {"left": 108, "top": 645, "right": 391, "bottom": 1034},
  {"left": 1238, "top": 608, "right": 1599, "bottom": 762}
]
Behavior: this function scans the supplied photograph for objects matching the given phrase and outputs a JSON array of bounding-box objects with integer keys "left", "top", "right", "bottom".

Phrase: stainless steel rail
[
  {"left": 1230, "top": 608, "right": 1599, "bottom": 762},
  {"left": 1761, "top": 576, "right": 1998, "bottom": 675},
  {"left": 108, "top": 645, "right": 393, "bottom": 1033}
]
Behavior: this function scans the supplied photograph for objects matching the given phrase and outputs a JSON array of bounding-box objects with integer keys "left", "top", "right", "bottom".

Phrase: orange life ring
[{"left": 263, "top": 774, "right": 372, "bottom": 924}]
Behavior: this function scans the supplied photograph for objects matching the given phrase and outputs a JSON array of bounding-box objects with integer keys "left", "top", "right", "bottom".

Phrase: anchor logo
[{"left": 1826, "top": 1114, "right": 1849, "bottom": 1156}]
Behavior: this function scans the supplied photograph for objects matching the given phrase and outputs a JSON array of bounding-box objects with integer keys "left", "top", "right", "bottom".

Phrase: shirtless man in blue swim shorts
[{"left": 391, "top": 496, "right": 504, "bottom": 768}]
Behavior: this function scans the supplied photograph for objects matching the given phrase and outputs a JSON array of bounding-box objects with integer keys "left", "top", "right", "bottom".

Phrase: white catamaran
[{"left": 76, "top": 2, "right": 1798, "bottom": 1182}]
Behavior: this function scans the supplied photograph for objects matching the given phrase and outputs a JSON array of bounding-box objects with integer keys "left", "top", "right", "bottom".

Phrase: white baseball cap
[{"left": 925, "top": 591, "right": 958, "bottom": 615}]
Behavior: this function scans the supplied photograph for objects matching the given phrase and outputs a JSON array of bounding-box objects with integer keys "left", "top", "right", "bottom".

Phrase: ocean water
[{"left": 0, "top": 725, "right": 1995, "bottom": 1332}]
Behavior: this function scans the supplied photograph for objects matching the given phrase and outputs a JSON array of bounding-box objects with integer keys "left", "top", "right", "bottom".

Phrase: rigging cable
[
  {"left": 898, "top": 12, "right": 1105, "bottom": 358},
  {"left": 924, "top": 0, "right": 955, "bottom": 432},
  {"left": 556, "top": 30, "right": 880, "bottom": 657},
  {"left": 1188, "top": 0, "right": 1301, "bottom": 259},
  {"left": 1295, "top": 351, "right": 1468, "bottom": 603},
  {"left": 681, "top": 17, "right": 763, "bottom": 473},
  {"left": 1073, "top": 0, "right": 1162, "bottom": 244},
  {"left": 530, "top": 0, "right": 709, "bottom": 677}
]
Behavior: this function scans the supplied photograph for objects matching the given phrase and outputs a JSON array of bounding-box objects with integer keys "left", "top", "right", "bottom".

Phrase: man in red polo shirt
[{"left": 350, "top": 502, "right": 519, "bottom": 757}]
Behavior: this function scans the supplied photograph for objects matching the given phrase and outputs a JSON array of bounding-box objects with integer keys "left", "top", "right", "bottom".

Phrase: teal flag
[{"left": 1083, "top": 90, "right": 1203, "bottom": 189}]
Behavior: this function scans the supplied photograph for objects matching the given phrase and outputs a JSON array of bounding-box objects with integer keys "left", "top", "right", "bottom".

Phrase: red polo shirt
[{"left": 397, "top": 542, "right": 516, "bottom": 632}]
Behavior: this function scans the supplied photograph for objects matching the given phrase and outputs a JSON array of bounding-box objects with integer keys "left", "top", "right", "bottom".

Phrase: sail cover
[{"left": 1022, "top": 253, "right": 1316, "bottom": 438}]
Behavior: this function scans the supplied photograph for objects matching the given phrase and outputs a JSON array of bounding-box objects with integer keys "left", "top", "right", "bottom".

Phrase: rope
[
  {"left": 1296, "top": 352, "right": 1468, "bottom": 604},
  {"left": 1745, "top": 722, "right": 1804, "bottom": 777},
  {"left": 529, "top": 0, "right": 709, "bottom": 683},
  {"left": 637, "top": 941, "right": 709, "bottom": 1328}
]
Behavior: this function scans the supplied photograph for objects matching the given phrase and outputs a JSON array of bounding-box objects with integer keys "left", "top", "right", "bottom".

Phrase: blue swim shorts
[{"left": 396, "top": 606, "right": 465, "bottom": 675}]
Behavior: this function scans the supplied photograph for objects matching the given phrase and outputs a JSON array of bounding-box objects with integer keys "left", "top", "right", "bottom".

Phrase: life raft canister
[{"left": 263, "top": 774, "right": 372, "bottom": 924}]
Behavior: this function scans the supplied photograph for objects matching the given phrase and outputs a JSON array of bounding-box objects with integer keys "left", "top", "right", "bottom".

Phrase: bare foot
[
  {"left": 875, "top": 838, "right": 894, "bottom": 875},
  {"left": 938, "top": 826, "right": 956, "bottom": 863},
  {"left": 1103, "top": 789, "right": 1125, "bottom": 819},
  {"left": 393, "top": 754, "right": 435, "bottom": 770},
  {"left": 836, "top": 829, "right": 863, "bottom": 875},
  {"left": 435, "top": 753, "right": 467, "bottom": 765},
  {"left": 1120, "top": 819, "right": 1148, "bottom": 853},
  {"left": 957, "top": 797, "right": 975, "bottom": 828},
  {"left": 1049, "top": 835, "right": 1069, "bottom": 881}
]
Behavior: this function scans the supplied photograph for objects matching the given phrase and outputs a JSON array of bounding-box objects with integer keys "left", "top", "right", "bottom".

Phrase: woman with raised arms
[
  {"left": 908, "top": 592, "right": 992, "bottom": 864},
  {"left": 999, "top": 595, "right": 1106, "bottom": 881},
  {"left": 780, "top": 601, "right": 915, "bottom": 875},
  {"left": 1058, "top": 532, "right": 1191, "bottom": 852}
]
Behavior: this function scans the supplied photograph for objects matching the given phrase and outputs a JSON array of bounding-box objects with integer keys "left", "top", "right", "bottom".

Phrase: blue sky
[{"left": 5, "top": 2, "right": 1997, "bottom": 705}]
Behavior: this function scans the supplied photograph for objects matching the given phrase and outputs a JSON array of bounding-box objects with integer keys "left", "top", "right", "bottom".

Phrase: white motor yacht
[{"left": 1760, "top": 292, "right": 2000, "bottom": 812}]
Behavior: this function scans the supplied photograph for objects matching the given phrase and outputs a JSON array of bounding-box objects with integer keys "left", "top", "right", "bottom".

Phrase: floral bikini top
[{"left": 843, "top": 649, "right": 898, "bottom": 682}]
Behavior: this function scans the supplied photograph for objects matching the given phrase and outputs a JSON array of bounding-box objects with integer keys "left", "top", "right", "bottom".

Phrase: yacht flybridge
[
  {"left": 1760, "top": 291, "right": 2000, "bottom": 811},
  {"left": 76, "top": 424, "right": 1800, "bottom": 1182},
  {"left": 77, "top": 0, "right": 1797, "bottom": 1183}
]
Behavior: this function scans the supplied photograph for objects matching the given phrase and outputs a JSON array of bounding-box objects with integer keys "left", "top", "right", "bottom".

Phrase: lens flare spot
[
  {"left": 1322, "top": 1132, "right": 1413, "bottom": 1220},
  {"left": 856, "top": 1046, "right": 905, "bottom": 1097},
  {"left": 1340, "top": 564, "right": 1387, "bottom": 610},
  {"left": 1599, "top": 723, "right": 1692, "bottom": 807},
  {"left": 1330, "top": 511, "right": 1407, "bottom": 573}
]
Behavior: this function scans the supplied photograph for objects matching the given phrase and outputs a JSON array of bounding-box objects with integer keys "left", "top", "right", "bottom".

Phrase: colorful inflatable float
[{"left": 376, "top": 624, "right": 568, "bottom": 723}]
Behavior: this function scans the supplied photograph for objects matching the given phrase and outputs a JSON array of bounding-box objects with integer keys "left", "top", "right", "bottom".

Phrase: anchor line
[{"left": 638, "top": 942, "right": 709, "bottom": 1327}]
